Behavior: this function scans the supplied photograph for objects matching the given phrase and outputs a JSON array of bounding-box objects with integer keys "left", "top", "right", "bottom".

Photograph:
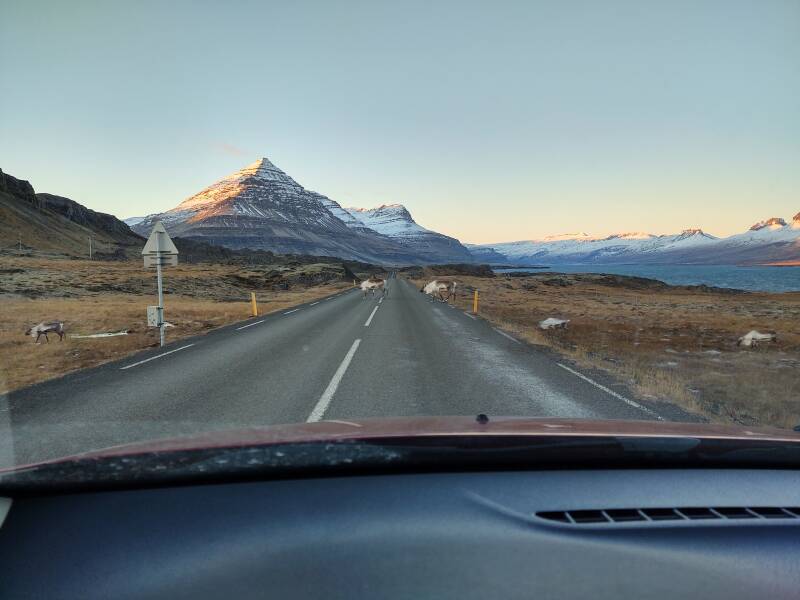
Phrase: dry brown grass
[
  {"left": 1, "top": 256, "right": 352, "bottom": 393},
  {"left": 409, "top": 272, "right": 800, "bottom": 428}
]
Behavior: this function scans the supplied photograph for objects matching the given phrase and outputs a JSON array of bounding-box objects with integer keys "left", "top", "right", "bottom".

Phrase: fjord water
[{"left": 495, "top": 265, "right": 800, "bottom": 292}]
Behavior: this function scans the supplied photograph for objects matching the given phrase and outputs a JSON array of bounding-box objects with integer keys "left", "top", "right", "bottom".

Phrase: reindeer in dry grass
[{"left": 26, "top": 321, "right": 65, "bottom": 343}]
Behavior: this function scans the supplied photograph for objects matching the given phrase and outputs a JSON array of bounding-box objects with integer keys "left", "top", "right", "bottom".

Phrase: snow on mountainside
[
  {"left": 343, "top": 203, "right": 472, "bottom": 263},
  {"left": 316, "top": 196, "right": 377, "bottom": 235},
  {"left": 344, "top": 204, "right": 429, "bottom": 238},
  {"left": 131, "top": 158, "right": 471, "bottom": 264},
  {"left": 471, "top": 218, "right": 799, "bottom": 266},
  {"left": 481, "top": 229, "right": 715, "bottom": 261}
]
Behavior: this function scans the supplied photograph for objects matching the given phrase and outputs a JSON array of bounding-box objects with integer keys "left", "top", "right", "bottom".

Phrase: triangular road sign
[{"left": 142, "top": 221, "right": 179, "bottom": 255}]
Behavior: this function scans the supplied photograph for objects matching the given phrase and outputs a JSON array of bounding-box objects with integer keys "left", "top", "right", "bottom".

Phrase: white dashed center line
[
  {"left": 309, "top": 302, "right": 320, "bottom": 306},
  {"left": 364, "top": 306, "right": 379, "bottom": 327},
  {"left": 120, "top": 344, "right": 195, "bottom": 370},
  {"left": 307, "top": 338, "right": 361, "bottom": 422},
  {"left": 283, "top": 308, "right": 300, "bottom": 315},
  {"left": 236, "top": 320, "right": 264, "bottom": 330}
]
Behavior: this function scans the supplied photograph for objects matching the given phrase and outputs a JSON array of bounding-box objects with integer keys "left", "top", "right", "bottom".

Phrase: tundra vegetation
[
  {"left": 408, "top": 268, "right": 800, "bottom": 429},
  {"left": 0, "top": 256, "right": 361, "bottom": 393}
]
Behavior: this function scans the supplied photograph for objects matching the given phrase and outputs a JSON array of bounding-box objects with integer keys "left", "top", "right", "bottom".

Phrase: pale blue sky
[{"left": 1, "top": 0, "right": 798, "bottom": 243}]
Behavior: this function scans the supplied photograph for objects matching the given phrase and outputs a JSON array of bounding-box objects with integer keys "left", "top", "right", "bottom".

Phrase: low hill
[{"left": 0, "top": 168, "right": 144, "bottom": 259}]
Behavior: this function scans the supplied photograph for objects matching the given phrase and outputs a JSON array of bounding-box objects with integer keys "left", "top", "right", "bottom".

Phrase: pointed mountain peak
[
  {"left": 235, "top": 157, "right": 296, "bottom": 184},
  {"left": 793, "top": 211, "right": 800, "bottom": 225}
]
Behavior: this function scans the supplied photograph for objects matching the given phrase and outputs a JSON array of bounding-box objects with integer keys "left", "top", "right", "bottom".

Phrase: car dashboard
[{"left": 1, "top": 467, "right": 799, "bottom": 599}]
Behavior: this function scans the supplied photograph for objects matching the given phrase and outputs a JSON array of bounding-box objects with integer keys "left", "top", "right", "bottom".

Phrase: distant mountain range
[
  {"left": 129, "top": 158, "right": 471, "bottom": 265},
  {"left": 469, "top": 218, "right": 800, "bottom": 266},
  {"left": 3, "top": 158, "right": 797, "bottom": 267}
]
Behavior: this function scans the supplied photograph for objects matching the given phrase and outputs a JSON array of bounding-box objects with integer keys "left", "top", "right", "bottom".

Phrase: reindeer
[
  {"left": 26, "top": 321, "right": 66, "bottom": 343},
  {"left": 361, "top": 276, "right": 387, "bottom": 299},
  {"left": 420, "top": 279, "right": 457, "bottom": 303}
]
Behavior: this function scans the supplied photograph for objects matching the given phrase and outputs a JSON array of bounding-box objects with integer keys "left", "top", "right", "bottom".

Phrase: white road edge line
[
  {"left": 465, "top": 313, "right": 477, "bottom": 320},
  {"left": 120, "top": 344, "right": 195, "bottom": 370},
  {"left": 364, "top": 306, "right": 379, "bottom": 327},
  {"left": 283, "top": 308, "right": 301, "bottom": 315},
  {"left": 309, "top": 301, "right": 320, "bottom": 306},
  {"left": 236, "top": 320, "right": 265, "bottom": 331},
  {"left": 493, "top": 328, "right": 521, "bottom": 344},
  {"left": 556, "top": 363, "right": 663, "bottom": 420},
  {"left": 307, "top": 338, "right": 361, "bottom": 422}
]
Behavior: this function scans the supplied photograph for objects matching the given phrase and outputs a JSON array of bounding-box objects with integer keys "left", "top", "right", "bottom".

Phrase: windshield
[{"left": 1, "top": 1, "right": 799, "bottom": 473}]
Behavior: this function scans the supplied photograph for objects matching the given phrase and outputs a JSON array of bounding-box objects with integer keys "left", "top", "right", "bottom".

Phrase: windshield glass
[{"left": 1, "top": 1, "right": 799, "bottom": 472}]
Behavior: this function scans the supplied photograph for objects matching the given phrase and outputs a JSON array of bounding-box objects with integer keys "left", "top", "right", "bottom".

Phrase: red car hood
[{"left": 6, "top": 416, "right": 800, "bottom": 474}]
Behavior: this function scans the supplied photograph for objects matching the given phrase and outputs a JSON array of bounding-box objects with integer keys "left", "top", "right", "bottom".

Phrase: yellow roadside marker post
[
  {"left": 250, "top": 292, "right": 258, "bottom": 317},
  {"left": 473, "top": 290, "right": 479, "bottom": 314}
]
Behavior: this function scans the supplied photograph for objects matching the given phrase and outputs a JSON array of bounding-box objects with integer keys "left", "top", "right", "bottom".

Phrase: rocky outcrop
[
  {"left": 750, "top": 218, "right": 787, "bottom": 231},
  {"left": 37, "top": 193, "right": 139, "bottom": 240},
  {"left": 0, "top": 168, "right": 40, "bottom": 208}
]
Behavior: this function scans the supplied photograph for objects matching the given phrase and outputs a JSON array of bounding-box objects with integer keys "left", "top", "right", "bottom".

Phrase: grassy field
[
  {"left": 0, "top": 256, "right": 354, "bottom": 393},
  {"left": 408, "top": 271, "right": 800, "bottom": 428}
]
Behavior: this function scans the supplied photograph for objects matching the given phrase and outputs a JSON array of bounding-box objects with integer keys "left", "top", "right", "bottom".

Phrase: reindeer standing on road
[{"left": 361, "top": 276, "right": 387, "bottom": 299}]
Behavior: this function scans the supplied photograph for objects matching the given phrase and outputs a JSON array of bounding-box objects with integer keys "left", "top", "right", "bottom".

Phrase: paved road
[{"left": 0, "top": 276, "right": 691, "bottom": 467}]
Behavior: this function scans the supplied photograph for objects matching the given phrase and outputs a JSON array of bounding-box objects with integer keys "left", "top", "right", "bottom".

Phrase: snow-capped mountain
[
  {"left": 469, "top": 217, "right": 799, "bottom": 266},
  {"left": 123, "top": 216, "right": 146, "bottom": 227},
  {"left": 343, "top": 204, "right": 471, "bottom": 263},
  {"left": 344, "top": 205, "right": 428, "bottom": 238},
  {"left": 130, "top": 158, "right": 470, "bottom": 264}
]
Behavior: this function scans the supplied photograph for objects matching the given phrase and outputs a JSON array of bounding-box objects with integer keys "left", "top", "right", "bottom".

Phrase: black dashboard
[{"left": 2, "top": 467, "right": 799, "bottom": 599}]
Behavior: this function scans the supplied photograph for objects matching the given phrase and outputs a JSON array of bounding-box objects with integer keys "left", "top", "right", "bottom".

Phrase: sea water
[{"left": 493, "top": 264, "right": 800, "bottom": 293}]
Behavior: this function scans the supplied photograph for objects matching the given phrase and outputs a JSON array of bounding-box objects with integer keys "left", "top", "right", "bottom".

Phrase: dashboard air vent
[{"left": 536, "top": 507, "right": 800, "bottom": 524}]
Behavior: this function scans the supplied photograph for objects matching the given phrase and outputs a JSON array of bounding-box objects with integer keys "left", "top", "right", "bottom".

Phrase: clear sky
[{"left": 1, "top": 0, "right": 798, "bottom": 243}]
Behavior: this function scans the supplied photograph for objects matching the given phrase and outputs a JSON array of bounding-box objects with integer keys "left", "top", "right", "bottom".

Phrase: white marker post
[{"left": 142, "top": 221, "right": 178, "bottom": 347}]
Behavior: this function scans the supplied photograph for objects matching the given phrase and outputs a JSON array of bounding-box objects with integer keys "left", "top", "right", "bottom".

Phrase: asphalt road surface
[{"left": 0, "top": 276, "right": 693, "bottom": 467}]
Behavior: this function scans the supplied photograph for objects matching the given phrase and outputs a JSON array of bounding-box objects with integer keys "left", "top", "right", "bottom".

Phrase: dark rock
[
  {"left": 0, "top": 168, "right": 39, "bottom": 208},
  {"left": 37, "top": 193, "right": 140, "bottom": 241}
]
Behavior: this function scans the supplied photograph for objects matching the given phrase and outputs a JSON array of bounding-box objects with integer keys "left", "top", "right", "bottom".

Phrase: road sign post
[
  {"left": 142, "top": 221, "right": 178, "bottom": 347},
  {"left": 156, "top": 259, "right": 165, "bottom": 346}
]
